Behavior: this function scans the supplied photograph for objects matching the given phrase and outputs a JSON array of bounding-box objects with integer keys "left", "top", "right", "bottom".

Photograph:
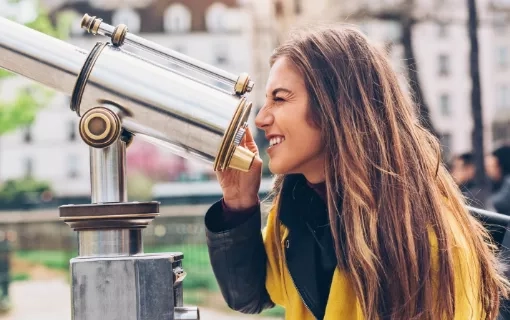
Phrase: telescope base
[{"left": 70, "top": 252, "right": 198, "bottom": 320}]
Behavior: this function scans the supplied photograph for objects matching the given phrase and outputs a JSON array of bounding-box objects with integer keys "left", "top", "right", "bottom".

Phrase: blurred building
[
  {"left": 0, "top": 0, "right": 254, "bottom": 197},
  {"left": 236, "top": 0, "right": 277, "bottom": 134},
  {"left": 3, "top": 0, "right": 510, "bottom": 198},
  {"left": 259, "top": 0, "right": 510, "bottom": 160}
]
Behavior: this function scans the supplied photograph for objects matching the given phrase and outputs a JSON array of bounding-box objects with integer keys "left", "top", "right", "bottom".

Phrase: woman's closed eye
[{"left": 273, "top": 96, "right": 286, "bottom": 104}]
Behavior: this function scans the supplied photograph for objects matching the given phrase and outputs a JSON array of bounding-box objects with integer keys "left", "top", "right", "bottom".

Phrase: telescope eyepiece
[{"left": 81, "top": 14, "right": 102, "bottom": 35}]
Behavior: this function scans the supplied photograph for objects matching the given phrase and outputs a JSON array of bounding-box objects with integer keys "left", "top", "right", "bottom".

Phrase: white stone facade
[
  {"left": 254, "top": 0, "right": 510, "bottom": 160},
  {"left": 0, "top": 0, "right": 254, "bottom": 196},
  {"left": 2, "top": 0, "right": 509, "bottom": 197}
]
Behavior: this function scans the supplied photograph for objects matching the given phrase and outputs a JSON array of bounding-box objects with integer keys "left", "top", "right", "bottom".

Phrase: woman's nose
[{"left": 255, "top": 106, "right": 273, "bottom": 130}]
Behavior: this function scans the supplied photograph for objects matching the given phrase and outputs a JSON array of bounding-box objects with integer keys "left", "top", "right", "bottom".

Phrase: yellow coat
[{"left": 262, "top": 204, "right": 484, "bottom": 319}]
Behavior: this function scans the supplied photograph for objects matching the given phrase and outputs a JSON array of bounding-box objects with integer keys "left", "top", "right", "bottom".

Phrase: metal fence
[{"left": 0, "top": 204, "right": 223, "bottom": 311}]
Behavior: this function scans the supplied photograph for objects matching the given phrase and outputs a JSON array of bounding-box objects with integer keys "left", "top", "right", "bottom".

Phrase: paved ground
[{"left": 0, "top": 278, "right": 280, "bottom": 320}]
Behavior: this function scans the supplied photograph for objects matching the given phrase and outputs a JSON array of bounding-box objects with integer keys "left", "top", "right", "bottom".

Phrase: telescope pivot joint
[{"left": 79, "top": 107, "right": 122, "bottom": 148}]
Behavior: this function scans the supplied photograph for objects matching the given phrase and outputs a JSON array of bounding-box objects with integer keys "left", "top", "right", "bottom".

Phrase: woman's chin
[{"left": 268, "top": 159, "right": 288, "bottom": 175}]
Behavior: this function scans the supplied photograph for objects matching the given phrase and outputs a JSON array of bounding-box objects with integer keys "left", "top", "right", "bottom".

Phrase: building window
[
  {"left": 438, "top": 54, "right": 450, "bottom": 76},
  {"left": 274, "top": 0, "right": 284, "bottom": 17},
  {"left": 497, "top": 46, "right": 508, "bottom": 68},
  {"left": 215, "top": 54, "right": 227, "bottom": 65},
  {"left": 439, "top": 93, "right": 451, "bottom": 117},
  {"left": 68, "top": 120, "right": 76, "bottom": 141},
  {"left": 24, "top": 157, "right": 33, "bottom": 178},
  {"left": 294, "top": 0, "right": 302, "bottom": 14},
  {"left": 493, "top": 14, "right": 507, "bottom": 35},
  {"left": 67, "top": 154, "right": 79, "bottom": 179},
  {"left": 164, "top": 3, "right": 192, "bottom": 33},
  {"left": 492, "top": 120, "right": 510, "bottom": 143},
  {"left": 439, "top": 132, "right": 452, "bottom": 161},
  {"left": 112, "top": 8, "right": 141, "bottom": 33},
  {"left": 438, "top": 21, "right": 448, "bottom": 38},
  {"left": 206, "top": 2, "right": 227, "bottom": 32},
  {"left": 497, "top": 85, "right": 510, "bottom": 109},
  {"left": 23, "top": 125, "right": 32, "bottom": 143},
  {"left": 214, "top": 44, "right": 228, "bottom": 65}
]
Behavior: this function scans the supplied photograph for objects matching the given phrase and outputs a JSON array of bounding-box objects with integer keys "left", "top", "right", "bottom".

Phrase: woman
[
  {"left": 486, "top": 145, "right": 510, "bottom": 216},
  {"left": 204, "top": 25, "right": 509, "bottom": 319}
]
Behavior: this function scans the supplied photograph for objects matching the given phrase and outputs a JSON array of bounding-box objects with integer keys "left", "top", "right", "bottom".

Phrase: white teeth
[{"left": 269, "top": 136, "right": 285, "bottom": 147}]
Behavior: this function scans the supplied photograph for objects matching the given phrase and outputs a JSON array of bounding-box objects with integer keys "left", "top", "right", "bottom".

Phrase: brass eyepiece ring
[{"left": 81, "top": 14, "right": 102, "bottom": 34}]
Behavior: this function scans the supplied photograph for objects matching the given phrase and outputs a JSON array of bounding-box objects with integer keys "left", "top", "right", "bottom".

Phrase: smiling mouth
[{"left": 269, "top": 136, "right": 285, "bottom": 148}]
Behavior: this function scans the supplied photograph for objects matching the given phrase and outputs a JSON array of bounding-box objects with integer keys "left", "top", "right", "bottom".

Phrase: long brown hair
[{"left": 268, "top": 25, "right": 509, "bottom": 319}]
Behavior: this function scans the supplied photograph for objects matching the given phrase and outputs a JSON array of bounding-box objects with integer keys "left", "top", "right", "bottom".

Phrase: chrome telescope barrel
[
  {"left": 0, "top": 15, "right": 256, "bottom": 172},
  {"left": 0, "top": 16, "right": 88, "bottom": 95},
  {"left": 81, "top": 14, "right": 254, "bottom": 96}
]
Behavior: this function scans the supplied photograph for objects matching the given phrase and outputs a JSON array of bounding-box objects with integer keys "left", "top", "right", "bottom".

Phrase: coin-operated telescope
[{"left": 0, "top": 13, "right": 258, "bottom": 320}]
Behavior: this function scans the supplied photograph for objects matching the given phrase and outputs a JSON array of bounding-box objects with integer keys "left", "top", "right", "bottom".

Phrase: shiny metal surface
[
  {"left": 90, "top": 140, "right": 127, "bottom": 203},
  {"left": 83, "top": 14, "right": 253, "bottom": 93},
  {"left": 78, "top": 229, "right": 143, "bottom": 257},
  {"left": 174, "top": 307, "right": 200, "bottom": 320},
  {"left": 2, "top": 16, "right": 205, "bottom": 318},
  {"left": 79, "top": 43, "right": 250, "bottom": 166},
  {"left": 0, "top": 16, "right": 255, "bottom": 171},
  {"left": 0, "top": 16, "right": 87, "bottom": 95},
  {"left": 83, "top": 139, "right": 139, "bottom": 258},
  {"left": 71, "top": 253, "right": 180, "bottom": 320}
]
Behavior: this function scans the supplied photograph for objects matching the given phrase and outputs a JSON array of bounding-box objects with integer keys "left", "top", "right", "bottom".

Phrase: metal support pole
[
  {"left": 59, "top": 106, "right": 199, "bottom": 320},
  {"left": 90, "top": 142, "right": 127, "bottom": 204},
  {"left": 78, "top": 141, "right": 143, "bottom": 258}
]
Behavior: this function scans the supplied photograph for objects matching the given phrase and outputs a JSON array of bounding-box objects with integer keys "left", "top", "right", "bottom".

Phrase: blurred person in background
[
  {"left": 486, "top": 146, "right": 510, "bottom": 320},
  {"left": 486, "top": 145, "right": 510, "bottom": 216},
  {"left": 204, "top": 25, "right": 510, "bottom": 319},
  {"left": 451, "top": 152, "right": 484, "bottom": 207}
]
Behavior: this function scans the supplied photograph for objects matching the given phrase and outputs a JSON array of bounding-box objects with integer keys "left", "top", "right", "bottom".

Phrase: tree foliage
[
  {"left": 0, "top": 177, "right": 52, "bottom": 209},
  {"left": 0, "top": 88, "right": 51, "bottom": 135},
  {"left": 0, "top": 0, "right": 73, "bottom": 135}
]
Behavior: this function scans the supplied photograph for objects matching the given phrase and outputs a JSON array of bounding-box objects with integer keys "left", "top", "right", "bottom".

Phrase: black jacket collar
[
  {"left": 276, "top": 174, "right": 339, "bottom": 319},
  {"left": 278, "top": 174, "right": 330, "bottom": 231}
]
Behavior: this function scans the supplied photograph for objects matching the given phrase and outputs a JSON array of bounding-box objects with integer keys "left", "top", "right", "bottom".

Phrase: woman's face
[
  {"left": 485, "top": 155, "right": 502, "bottom": 182},
  {"left": 255, "top": 57, "right": 326, "bottom": 183}
]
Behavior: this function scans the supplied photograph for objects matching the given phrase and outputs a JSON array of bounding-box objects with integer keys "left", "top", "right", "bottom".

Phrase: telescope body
[
  {"left": 0, "top": 16, "right": 254, "bottom": 172},
  {"left": 0, "top": 14, "right": 257, "bottom": 319}
]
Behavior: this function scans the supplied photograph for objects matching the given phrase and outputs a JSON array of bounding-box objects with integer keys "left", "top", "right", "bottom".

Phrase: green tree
[
  {"left": 0, "top": 1, "right": 73, "bottom": 204},
  {"left": 0, "top": 0, "right": 73, "bottom": 135},
  {"left": 0, "top": 178, "right": 52, "bottom": 208}
]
